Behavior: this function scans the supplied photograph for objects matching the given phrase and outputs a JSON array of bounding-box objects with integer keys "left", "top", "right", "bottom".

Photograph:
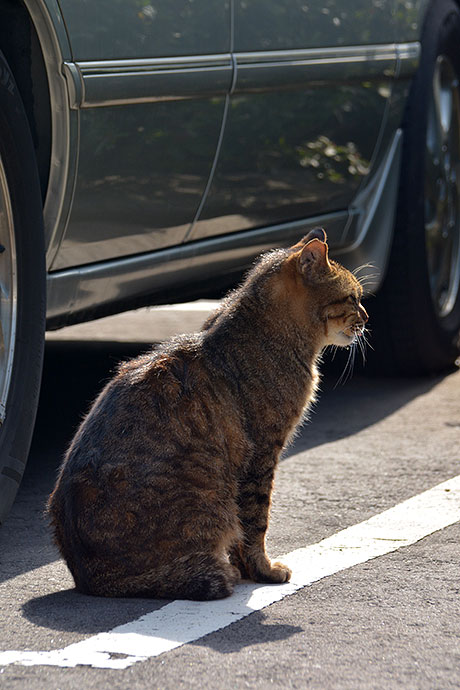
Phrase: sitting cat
[{"left": 47, "top": 228, "right": 368, "bottom": 600}]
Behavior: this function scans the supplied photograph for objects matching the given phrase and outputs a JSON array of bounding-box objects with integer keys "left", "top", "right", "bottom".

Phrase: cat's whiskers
[
  {"left": 330, "top": 344, "right": 339, "bottom": 361},
  {"left": 353, "top": 264, "right": 379, "bottom": 299},
  {"left": 334, "top": 340, "right": 357, "bottom": 388},
  {"left": 358, "top": 279, "right": 378, "bottom": 289},
  {"left": 359, "top": 273, "right": 380, "bottom": 278},
  {"left": 356, "top": 329, "right": 369, "bottom": 365},
  {"left": 352, "top": 263, "right": 379, "bottom": 279},
  {"left": 362, "top": 327, "right": 372, "bottom": 349}
]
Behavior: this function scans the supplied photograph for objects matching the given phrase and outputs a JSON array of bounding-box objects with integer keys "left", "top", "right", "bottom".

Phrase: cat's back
[
  {"left": 50, "top": 329, "right": 245, "bottom": 503},
  {"left": 59, "top": 333, "right": 206, "bottom": 469}
]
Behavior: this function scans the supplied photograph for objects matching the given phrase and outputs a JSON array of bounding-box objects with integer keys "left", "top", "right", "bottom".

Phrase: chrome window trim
[
  {"left": 64, "top": 42, "right": 421, "bottom": 109},
  {"left": 395, "top": 42, "right": 422, "bottom": 77},
  {"left": 78, "top": 55, "right": 234, "bottom": 74},
  {"left": 395, "top": 42, "right": 422, "bottom": 62},
  {"left": 236, "top": 43, "right": 412, "bottom": 65},
  {"left": 65, "top": 54, "right": 234, "bottom": 109},
  {"left": 234, "top": 42, "right": 420, "bottom": 92}
]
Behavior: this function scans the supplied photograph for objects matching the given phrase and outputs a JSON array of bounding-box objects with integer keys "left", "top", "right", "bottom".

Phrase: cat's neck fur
[{"left": 202, "top": 258, "right": 322, "bottom": 446}]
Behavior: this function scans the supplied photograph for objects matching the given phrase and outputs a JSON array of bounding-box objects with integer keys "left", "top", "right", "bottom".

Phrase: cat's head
[{"left": 283, "top": 228, "right": 368, "bottom": 348}]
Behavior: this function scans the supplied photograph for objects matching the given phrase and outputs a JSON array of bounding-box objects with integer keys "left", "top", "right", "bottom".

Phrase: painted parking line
[
  {"left": 156, "top": 301, "right": 219, "bottom": 311},
  {"left": 1, "top": 474, "right": 460, "bottom": 670}
]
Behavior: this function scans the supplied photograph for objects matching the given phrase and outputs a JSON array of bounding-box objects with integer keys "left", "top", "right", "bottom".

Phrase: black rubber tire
[
  {"left": 0, "top": 51, "right": 45, "bottom": 523},
  {"left": 369, "top": 0, "right": 460, "bottom": 375}
]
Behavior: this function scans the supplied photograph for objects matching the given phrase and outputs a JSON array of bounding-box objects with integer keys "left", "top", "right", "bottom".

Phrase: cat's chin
[
  {"left": 331, "top": 322, "right": 366, "bottom": 347},
  {"left": 329, "top": 331, "right": 357, "bottom": 347}
]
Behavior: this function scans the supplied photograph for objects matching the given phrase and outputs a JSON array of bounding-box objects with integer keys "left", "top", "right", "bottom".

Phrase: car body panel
[
  {"left": 18, "top": 0, "right": 430, "bottom": 325},
  {"left": 393, "top": 0, "right": 431, "bottom": 43},
  {"left": 189, "top": 56, "right": 394, "bottom": 242},
  {"left": 51, "top": 99, "right": 227, "bottom": 268},
  {"left": 190, "top": 0, "right": 408, "bottom": 244},
  {"left": 234, "top": 0, "right": 397, "bottom": 51},
  {"left": 56, "top": 0, "right": 231, "bottom": 60},
  {"left": 46, "top": 127, "right": 403, "bottom": 327},
  {"left": 50, "top": 2, "right": 231, "bottom": 268}
]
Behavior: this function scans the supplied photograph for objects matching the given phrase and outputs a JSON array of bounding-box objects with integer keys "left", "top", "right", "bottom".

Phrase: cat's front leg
[
  {"left": 233, "top": 459, "right": 291, "bottom": 584},
  {"left": 230, "top": 540, "right": 291, "bottom": 584}
]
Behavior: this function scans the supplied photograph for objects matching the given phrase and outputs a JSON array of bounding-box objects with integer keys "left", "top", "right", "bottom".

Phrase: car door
[
  {"left": 51, "top": 0, "right": 231, "bottom": 269},
  {"left": 188, "top": 0, "right": 398, "bottom": 247}
]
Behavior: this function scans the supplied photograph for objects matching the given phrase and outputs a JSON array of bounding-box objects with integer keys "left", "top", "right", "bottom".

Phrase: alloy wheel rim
[
  {"left": 425, "top": 54, "right": 460, "bottom": 319},
  {"left": 0, "top": 155, "right": 17, "bottom": 424}
]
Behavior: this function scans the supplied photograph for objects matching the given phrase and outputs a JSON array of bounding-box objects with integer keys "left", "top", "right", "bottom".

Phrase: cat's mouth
[{"left": 342, "top": 323, "right": 365, "bottom": 342}]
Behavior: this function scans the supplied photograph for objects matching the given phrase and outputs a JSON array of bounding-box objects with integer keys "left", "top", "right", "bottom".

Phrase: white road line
[
  {"left": 1, "top": 475, "right": 460, "bottom": 670},
  {"left": 155, "top": 301, "right": 219, "bottom": 312}
]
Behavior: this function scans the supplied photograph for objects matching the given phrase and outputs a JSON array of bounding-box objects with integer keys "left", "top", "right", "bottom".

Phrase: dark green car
[{"left": 1, "top": 0, "right": 460, "bottom": 520}]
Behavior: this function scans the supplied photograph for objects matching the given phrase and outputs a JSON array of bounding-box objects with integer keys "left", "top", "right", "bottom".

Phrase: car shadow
[
  {"left": 34, "top": 340, "right": 444, "bottom": 460},
  {"left": 283, "top": 364, "right": 443, "bottom": 458},
  {"left": 0, "top": 338, "right": 446, "bottom": 589}
]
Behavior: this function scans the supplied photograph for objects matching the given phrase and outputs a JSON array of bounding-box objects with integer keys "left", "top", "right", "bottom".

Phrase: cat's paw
[
  {"left": 248, "top": 557, "right": 292, "bottom": 584},
  {"left": 265, "top": 561, "right": 292, "bottom": 583}
]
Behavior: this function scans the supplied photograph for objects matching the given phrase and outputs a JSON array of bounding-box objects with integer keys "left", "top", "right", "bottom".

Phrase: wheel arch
[
  {"left": 0, "top": 0, "right": 76, "bottom": 267},
  {"left": 369, "top": 0, "right": 460, "bottom": 374},
  {"left": 0, "top": 1, "right": 51, "bottom": 206}
]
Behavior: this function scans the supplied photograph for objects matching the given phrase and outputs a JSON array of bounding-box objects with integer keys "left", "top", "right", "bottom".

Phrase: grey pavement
[{"left": 1, "top": 303, "right": 460, "bottom": 688}]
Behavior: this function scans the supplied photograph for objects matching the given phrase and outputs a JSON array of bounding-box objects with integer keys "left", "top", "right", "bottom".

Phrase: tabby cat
[{"left": 47, "top": 228, "right": 368, "bottom": 600}]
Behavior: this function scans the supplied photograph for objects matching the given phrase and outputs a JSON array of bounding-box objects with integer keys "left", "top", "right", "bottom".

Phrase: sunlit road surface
[{"left": 1, "top": 302, "right": 460, "bottom": 689}]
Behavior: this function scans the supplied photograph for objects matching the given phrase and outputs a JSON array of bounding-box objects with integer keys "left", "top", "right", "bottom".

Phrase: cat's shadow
[
  {"left": 22, "top": 587, "right": 303, "bottom": 652},
  {"left": 190, "top": 612, "right": 303, "bottom": 653},
  {"left": 21, "top": 588, "right": 166, "bottom": 635}
]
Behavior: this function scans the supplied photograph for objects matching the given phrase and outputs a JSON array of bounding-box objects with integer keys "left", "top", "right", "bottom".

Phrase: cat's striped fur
[{"left": 47, "top": 229, "right": 367, "bottom": 600}]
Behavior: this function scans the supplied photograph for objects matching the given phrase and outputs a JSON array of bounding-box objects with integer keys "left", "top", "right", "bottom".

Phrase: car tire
[
  {"left": 369, "top": 0, "right": 460, "bottom": 375},
  {"left": 0, "top": 50, "right": 45, "bottom": 523}
]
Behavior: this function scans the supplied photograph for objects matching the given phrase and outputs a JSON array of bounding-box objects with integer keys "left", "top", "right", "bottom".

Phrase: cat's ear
[
  {"left": 304, "top": 227, "right": 327, "bottom": 244},
  {"left": 290, "top": 228, "right": 328, "bottom": 251},
  {"left": 297, "top": 238, "right": 331, "bottom": 279}
]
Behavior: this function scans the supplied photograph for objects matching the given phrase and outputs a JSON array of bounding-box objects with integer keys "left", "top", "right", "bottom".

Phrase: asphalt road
[{"left": 1, "top": 303, "right": 460, "bottom": 689}]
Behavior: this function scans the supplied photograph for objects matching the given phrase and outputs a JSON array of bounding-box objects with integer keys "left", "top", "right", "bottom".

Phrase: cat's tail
[{"left": 84, "top": 552, "right": 241, "bottom": 601}]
